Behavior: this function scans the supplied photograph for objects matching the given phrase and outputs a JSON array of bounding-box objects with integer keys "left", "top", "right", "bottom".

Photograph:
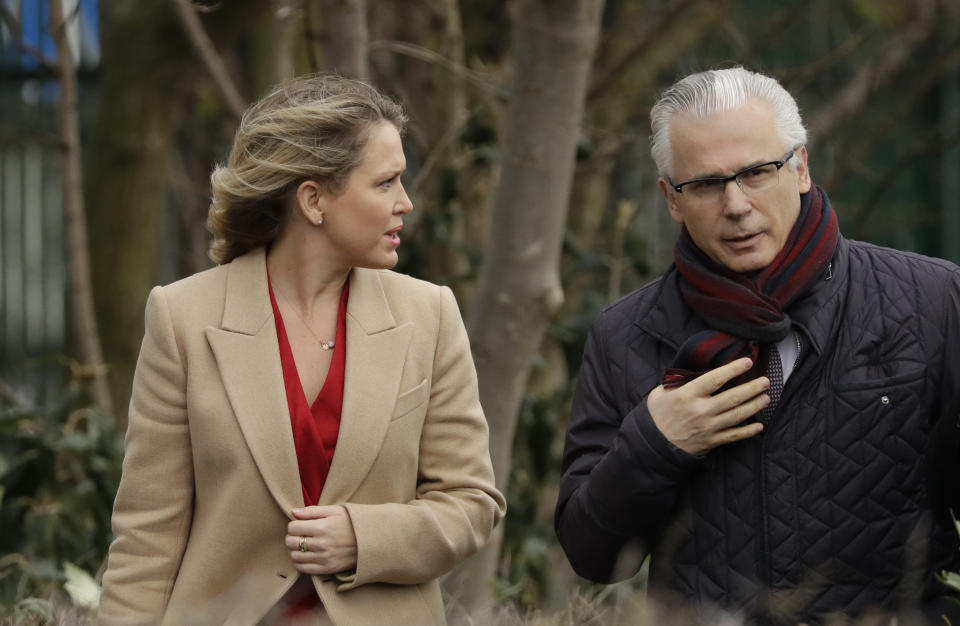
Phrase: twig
[
  {"left": 777, "top": 29, "right": 870, "bottom": 92},
  {"left": 806, "top": 0, "right": 936, "bottom": 144},
  {"left": 586, "top": 0, "right": 698, "bottom": 102},
  {"left": 408, "top": 106, "right": 471, "bottom": 201},
  {"left": 848, "top": 121, "right": 960, "bottom": 232},
  {"left": 823, "top": 34, "right": 960, "bottom": 194},
  {"left": 367, "top": 40, "right": 504, "bottom": 98},
  {"left": 172, "top": 0, "right": 246, "bottom": 120},
  {"left": 742, "top": 0, "right": 815, "bottom": 60}
]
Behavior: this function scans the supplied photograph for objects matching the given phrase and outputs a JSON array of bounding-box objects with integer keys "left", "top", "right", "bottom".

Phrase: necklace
[{"left": 272, "top": 284, "right": 336, "bottom": 351}]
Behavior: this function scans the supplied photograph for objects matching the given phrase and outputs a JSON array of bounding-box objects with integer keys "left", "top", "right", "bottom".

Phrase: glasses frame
[{"left": 669, "top": 148, "right": 796, "bottom": 195}]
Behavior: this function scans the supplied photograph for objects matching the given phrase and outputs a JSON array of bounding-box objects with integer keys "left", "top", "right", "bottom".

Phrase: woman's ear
[{"left": 295, "top": 180, "right": 325, "bottom": 225}]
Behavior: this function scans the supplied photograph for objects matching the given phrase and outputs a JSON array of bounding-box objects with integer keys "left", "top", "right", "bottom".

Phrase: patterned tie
[{"left": 758, "top": 343, "right": 783, "bottom": 423}]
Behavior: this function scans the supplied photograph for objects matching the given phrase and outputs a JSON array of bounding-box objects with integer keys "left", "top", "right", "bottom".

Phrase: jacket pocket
[
  {"left": 392, "top": 379, "right": 429, "bottom": 421},
  {"left": 830, "top": 362, "right": 928, "bottom": 511},
  {"left": 832, "top": 362, "right": 925, "bottom": 392}
]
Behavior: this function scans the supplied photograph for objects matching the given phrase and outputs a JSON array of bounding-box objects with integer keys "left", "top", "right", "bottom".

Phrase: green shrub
[{"left": 0, "top": 383, "right": 123, "bottom": 618}]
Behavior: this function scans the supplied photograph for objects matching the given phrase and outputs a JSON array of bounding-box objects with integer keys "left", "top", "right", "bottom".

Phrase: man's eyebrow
[{"left": 688, "top": 158, "right": 771, "bottom": 180}]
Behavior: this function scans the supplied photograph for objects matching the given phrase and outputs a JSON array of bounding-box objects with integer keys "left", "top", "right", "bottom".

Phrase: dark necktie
[{"left": 758, "top": 343, "right": 783, "bottom": 423}]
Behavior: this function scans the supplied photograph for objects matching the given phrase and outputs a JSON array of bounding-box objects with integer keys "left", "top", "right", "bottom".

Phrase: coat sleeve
[
  {"left": 929, "top": 267, "right": 960, "bottom": 519},
  {"left": 99, "top": 286, "right": 194, "bottom": 624},
  {"left": 554, "top": 310, "right": 701, "bottom": 583},
  {"left": 337, "top": 286, "right": 506, "bottom": 588}
]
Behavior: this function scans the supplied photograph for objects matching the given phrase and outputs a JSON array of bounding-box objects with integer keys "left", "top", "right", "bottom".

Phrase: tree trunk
[
  {"left": 316, "top": 0, "right": 368, "bottom": 79},
  {"left": 49, "top": 0, "right": 113, "bottom": 415},
  {"left": 452, "top": 0, "right": 604, "bottom": 614},
  {"left": 87, "top": 1, "right": 267, "bottom": 421}
]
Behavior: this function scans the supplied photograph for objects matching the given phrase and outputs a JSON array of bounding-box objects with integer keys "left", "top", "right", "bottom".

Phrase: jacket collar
[
  {"left": 206, "top": 247, "right": 412, "bottom": 514},
  {"left": 219, "top": 247, "right": 399, "bottom": 336}
]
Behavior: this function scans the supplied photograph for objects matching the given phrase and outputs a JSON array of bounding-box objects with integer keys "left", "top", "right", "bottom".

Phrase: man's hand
[
  {"left": 647, "top": 357, "right": 769, "bottom": 456},
  {"left": 285, "top": 505, "right": 358, "bottom": 576}
]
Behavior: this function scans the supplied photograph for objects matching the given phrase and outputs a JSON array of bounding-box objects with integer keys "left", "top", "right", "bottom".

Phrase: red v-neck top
[{"left": 267, "top": 276, "right": 349, "bottom": 507}]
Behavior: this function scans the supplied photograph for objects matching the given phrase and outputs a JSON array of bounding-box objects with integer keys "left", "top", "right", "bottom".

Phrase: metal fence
[{"left": 0, "top": 0, "right": 98, "bottom": 404}]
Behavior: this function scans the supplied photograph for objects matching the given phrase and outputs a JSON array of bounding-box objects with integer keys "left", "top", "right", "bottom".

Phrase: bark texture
[
  {"left": 453, "top": 0, "right": 604, "bottom": 613},
  {"left": 86, "top": 1, "right": 267, "bottom": 419},
  {"left": 50, "top": 0, "right": 113, "bottom": 415},
  {"left": 317, "top": 0, "right": 368, "bottom": 79}
]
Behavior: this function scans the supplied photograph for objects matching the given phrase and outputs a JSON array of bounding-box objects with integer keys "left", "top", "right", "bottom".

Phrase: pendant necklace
[{"left": 273, "top": 285, "right": 336, "bottom": 350}]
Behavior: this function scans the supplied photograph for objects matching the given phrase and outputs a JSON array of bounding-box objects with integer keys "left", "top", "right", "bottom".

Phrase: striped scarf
[{"left": 662, "top": 184, "right": 839, "bottom": 389}]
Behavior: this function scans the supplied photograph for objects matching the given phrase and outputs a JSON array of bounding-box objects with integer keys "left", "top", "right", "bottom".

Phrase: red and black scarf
[{"left": 662, "top": 184, "right": 839, "bottom": 388}]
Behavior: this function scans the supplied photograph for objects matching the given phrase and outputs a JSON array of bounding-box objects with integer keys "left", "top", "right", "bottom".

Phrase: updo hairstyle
[{"left": 206, "top": 75, "right": 407, "bottom": 264}]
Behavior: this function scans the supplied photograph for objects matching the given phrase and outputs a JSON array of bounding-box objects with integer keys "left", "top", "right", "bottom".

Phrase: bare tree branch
[
  {"left": 777, "top": 28, "right": 870, "bottom": 93},
  {"left": 368, "top": 39, "right": 504, "bottom": 97},
  {"left": 806, "top": 0, "right": 936, "bottom": 145},
  {"left": 733, "top": 0, "right": 815, "bottom": 60},
  {"left": 49, "top": 0, "right": 114, "bottom": 416},
  {"left": 848, "top": 120, "right": 960, "bottom": 234},
  {"left": 172, "top": 0, "right": 246, "bottom": 120},
  {"left": 407, "top": 106, "right": 470, "bottom": 202},
  {"left": 586, "top": 0, "right": 698, "bottom": 102},
  {"left": 826, "top": 35, "right": 960, "bottom": 194}
]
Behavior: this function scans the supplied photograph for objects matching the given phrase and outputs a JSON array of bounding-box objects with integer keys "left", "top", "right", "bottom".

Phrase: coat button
[{"left": 880, "top": 395, "right": 890, "bottom": 405}]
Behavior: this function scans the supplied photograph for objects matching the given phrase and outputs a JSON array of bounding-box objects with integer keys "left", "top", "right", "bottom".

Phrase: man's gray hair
[{"left": 650, "top": 67, "right": 807, "bottom": 179}]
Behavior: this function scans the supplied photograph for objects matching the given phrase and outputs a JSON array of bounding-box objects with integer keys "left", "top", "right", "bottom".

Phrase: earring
[{"left": 316, "top": 216, "right": 323, "bottom": 225}]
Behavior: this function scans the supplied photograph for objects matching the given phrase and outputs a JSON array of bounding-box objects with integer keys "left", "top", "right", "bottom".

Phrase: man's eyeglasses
[{"left": 668, "top": 149, "right": 797, "bottom": 203}]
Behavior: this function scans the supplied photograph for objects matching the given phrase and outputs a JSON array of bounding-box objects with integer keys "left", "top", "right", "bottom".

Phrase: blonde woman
[{"left": 99, "top": 75, "right": 505, "bottom": 625}]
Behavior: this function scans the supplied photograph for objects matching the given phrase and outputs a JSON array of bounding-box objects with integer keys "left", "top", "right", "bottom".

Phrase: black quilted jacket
[{"left": 556, "top": 236, "right": 960, "bottom": 624}]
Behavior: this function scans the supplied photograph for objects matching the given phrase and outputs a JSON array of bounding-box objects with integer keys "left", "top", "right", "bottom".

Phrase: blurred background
[{"left": 2, "top": 0, "right": 960, "bottom": 622}]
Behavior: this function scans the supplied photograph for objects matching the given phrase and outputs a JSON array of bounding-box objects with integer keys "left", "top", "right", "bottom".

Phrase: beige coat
[{"left": 99, "top": 248, "right": 506, "bottom": 625}]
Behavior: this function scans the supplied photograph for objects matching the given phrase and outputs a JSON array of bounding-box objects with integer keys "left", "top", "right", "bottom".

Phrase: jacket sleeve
[
  {"left": 929, "top": 268, "right": 960, "bottom": 519},
  {"left": 337, "top": 286, "right": 506, "bottom": 588},
  {"left": 99, "top": 287, "right": 194, "bottom": 624},
  {"left": 554, "top": 310, "right": 701, "bottom": 583}
]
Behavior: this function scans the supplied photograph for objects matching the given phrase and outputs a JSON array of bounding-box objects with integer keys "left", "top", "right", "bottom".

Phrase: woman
[{"left": 99, "top": 75, "right": 506, "bottom": 625}]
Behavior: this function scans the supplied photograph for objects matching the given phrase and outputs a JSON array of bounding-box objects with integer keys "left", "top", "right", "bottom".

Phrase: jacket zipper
[{"left": 758, "top": 332, "right": 802, "bottom": 621}]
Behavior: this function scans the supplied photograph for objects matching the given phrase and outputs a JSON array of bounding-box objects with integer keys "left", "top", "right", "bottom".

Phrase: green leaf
[{"left": 940, "top": 570, "right": 960, "bottom": 593}]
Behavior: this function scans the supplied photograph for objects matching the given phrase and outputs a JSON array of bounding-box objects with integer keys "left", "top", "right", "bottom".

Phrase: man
[{"left": 555, "top": 67, "right": 960, "bottom": 624}]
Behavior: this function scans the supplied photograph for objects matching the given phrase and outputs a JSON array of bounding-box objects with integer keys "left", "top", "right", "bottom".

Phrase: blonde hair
[{"left": 206, "top": 75, "right": 407, "bottom": 264}]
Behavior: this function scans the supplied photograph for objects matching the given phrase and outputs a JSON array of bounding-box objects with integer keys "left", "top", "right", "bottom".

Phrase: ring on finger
[{"left": 298, "top": 536, "right": 308, "bottom": 552}]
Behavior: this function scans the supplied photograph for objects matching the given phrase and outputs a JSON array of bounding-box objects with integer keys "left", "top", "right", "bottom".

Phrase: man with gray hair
[{"left": 555, "top": 67, "right": 960, "bottom": 623}]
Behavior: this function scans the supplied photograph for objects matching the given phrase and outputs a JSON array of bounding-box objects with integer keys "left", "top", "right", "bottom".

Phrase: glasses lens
[
  {"left": 738, "top": 163, "right": 779, "bottom": 191},
  {"left": 685, "top": 178, "right": 725, "bottom": 198}
]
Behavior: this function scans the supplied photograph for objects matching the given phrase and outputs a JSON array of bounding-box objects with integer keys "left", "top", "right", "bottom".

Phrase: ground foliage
[{"left": 0, "top": 375, "right": 121, "bottom": 620}]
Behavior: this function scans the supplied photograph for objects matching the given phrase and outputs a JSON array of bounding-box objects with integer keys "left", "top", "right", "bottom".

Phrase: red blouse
[{"left": 267, "top": 277, "right": 349, "bottom": 506}]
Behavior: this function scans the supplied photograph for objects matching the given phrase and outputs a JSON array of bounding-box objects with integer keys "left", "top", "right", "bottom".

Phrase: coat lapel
[
  {"left": 319, "top": 269, "right": 413, "bottom": 505},
  {"left": 205, "top": 248, "right": 304, "bottom": 515}
]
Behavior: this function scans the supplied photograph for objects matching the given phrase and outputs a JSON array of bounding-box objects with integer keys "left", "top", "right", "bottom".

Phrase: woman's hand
[{"left": 285, "top": 505, "right": 358, "bottom": 575}]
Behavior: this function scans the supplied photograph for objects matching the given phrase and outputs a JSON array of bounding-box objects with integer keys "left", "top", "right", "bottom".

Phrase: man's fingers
[
  {"left": 712, "top": 421, "right": 764, "bottom": 447},
  {"left": 689, "top": 357, "right": 755, "bottom": 395},
  {"left": 715, "top": 392, "right": 770, "bottom": 430},
  {"left": 712, "top": 375, "right": 770, "bottom": 413}
]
